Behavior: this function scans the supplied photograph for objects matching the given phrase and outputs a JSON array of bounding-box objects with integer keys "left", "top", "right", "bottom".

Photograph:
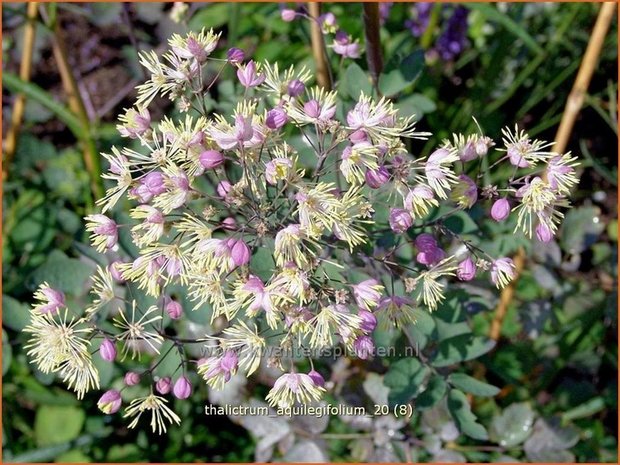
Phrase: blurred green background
[{"left": 2, "top": 2, "right": 617, "bottom": 462}]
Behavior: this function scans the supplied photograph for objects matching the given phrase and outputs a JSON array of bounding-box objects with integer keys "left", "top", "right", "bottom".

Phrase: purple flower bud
[
  {"left": 456, "top": 257, "right": 476, "bottom": 281},
  {"left": 220, "top": 350, "right": 238, "bottom": 373},
  {"left": 389, "top": 208, "right": 413, "bottom": 234},
  {"left": 536, "top": 223, "right": 553, "bottom": 243},
  {"left": 230, "top": 239, "right": 251, "bottom": 267},
  {"left": 98, "top": 389, "right": 121, "bottom": 414},
  {"left": 265, "top": 107, "right": 288, "bottom": 130},
  {"left": 144, "top": 171, "right": 166, "bottom": 195},
  {"left": 349, "top": 129, "right": 368, "bottom": 144},
  {"left": 124, "top": 371, "right": 141, "bottom": 386},
  {"left": 99, "top": 338, "right": 116, "bottom": 362},
  {"left": 416, "top": 247, "right": 446, "bottom": 266},
  {"left": 221, "top": 217, "right": 237, "bottom": 230},
  {"left": 287, "top": 79, "right": 305, "bottom": 97},
  {"left": 303, "top": 99, "right": 321, "bottom": 118},
  {"left": 217, "top": 180, "right": 232, "bottom": 199},
  {"left": 334, "top": 30, "right": 349, "bottom": 45},
  {"left": 281, "top": 8, "right": 297, "bottom": 22},
  {"left": 491, "top": 198, "right": 510, "bottom": 222},
  {"left": 165, "top": 298, "right": 183, "bottom": 319},
  {"left": 365, "top": 166, "right": 390, "bottom": 189},
  {"left": 156, "top": 377, "right": 172, "bottom": 395},
  {"left": 199, "top": 150, "right": 224, "bottom": 170},
  {"left": 359, "top": 309, "right": 377, "bottom": 333},
  {"left": 173, "top": 375, "right": 192, "bottom": 399},
  {"left": 226, "top": 47, "right": 245, "bottom": 64},
  {"left": 308, "top": 369, "right": 325, "bottom": 387},
  {"left": 353, "top": 335, "right": 375, "bottom": 360}
]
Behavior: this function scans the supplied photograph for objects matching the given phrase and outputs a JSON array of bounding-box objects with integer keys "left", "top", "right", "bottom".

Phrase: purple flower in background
[
  {"left": 405, "top": 2, "right": 433, "bottom": 37},
  {"left": 379, "top": 2, "right": 393, "bottom": 24},
  {"left": 435, "top": 7, "right": 469, "bottom": 61}
]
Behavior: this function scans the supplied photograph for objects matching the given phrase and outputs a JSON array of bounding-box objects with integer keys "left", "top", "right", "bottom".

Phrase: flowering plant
[{"left": 22, "top": 26, "right": 578, "bottom": 435}]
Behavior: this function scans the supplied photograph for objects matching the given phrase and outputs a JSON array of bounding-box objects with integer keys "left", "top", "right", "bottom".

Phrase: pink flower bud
[
  {"left": 416, "top": 247, "right": 446, "bottom": 266},
  {"left": 303, "top": 99, "right": 321, "bottom": 118},
  {"left": 349, "top": 129, "right": 368, "bottom": 144},
  {"left": 221, "top": 217, "right": 237, "bottom": 230},
  {"left": 226, "top": 47, "right": 245, "bottom": 64},
  {"left": 365, "top": 166, "right": 390, "bottom": 189},
  {"left": 173, "top": 375, "right": 192, "bottom": 399},
  {"left": 536, "top": 223, "right": 553, "bottom": 243},
  {"left": 353, "top": 335, "right": 375, "bottom": 360},
  {"left": 99, "top": 338, "right": 116, "bottom": 362},
  {"left": 491, "top": 198, "right": 510, "bottom": 222},
  {"left": 353, "top": 279, "right": 382, "bottom": 310},
  {"left": 124, "top": 371, "right": 141, "bottom": 386},
  {"left": 156, "top": 377, "right": 172, "bottom": 395},
  {"left": 287, "top": 79, "right": 305, "bottom": 97},
  {"left": 308, "top": 369, "right": 325, "bottom": 387},
  {"left": 230, "top": 239, "right": 251, "bottom": 267},
  {"left": 334, "top": 30, "right": 349, "bottom": 45},
  {"left": 217, "top": 180, "right": 232, "bottom": 199},
  {"left": 98, "top": 389, "right": 121, "bottom": 414},
  {"left": 457, "top": 257, "right": 476, "bottom": 281},
  {"left": 389, "top": 208, "right": 413, "bottom": 234},
  {"left": 199, "top": 150, "right": 224, "bottom": 169},
  {"left": 265, "top": 107, "right": 288, "bottom": 130},
  {"left": 359, "top": 309, "right": 377, "bottom": 333},
  {"left": 165, "top": 298, "right": 183, "bottom": 319},
  {"left": 281, "top": 8, "right": 297, "bottom": 22}
]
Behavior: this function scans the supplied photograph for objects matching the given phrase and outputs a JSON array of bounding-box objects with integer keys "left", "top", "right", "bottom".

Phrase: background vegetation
[{"left": 2, "top": 2, "right": 617, "bottom": 462}]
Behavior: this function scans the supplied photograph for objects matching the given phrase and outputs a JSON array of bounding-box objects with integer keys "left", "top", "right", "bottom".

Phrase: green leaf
[
  {"left": 415, "top": 374, "right": 447, "bottom": 410},
  {"left": 342, "top": 63, "right": 373, "bottom": 99},
  {"left": 55, "top": 449, "right": 91, "bottom": 463},
  {"left": 35, "top": 405, "right": 85, "bottom": 446},
  {"left": 384, "top": 358, "right": 430, "bottom": 406},
  {"left": 378, "top": 50, "right": 424, "bottom": 96},
  {"left": 561, "top": 397, "right": 605, "bottom": 423},
  {"left": 250, "top": 246, "right": 276, "bottom": 282},
  {"left": 395, "top": 93, "right": 436, "bottom": 120},
  {"left": 447, "top": 389, "right": 488, "bottom": 440},
  {"left": 3, "top": 72, "right": 83, "bottom": 137},
  {"left": 489, "top": 402, "right": 536, "bottom": 447},
  {"left": 465, "top": 4, "right": 544, "bottom": 55},
  {"left": 2, "top": 294, "right": 31, "bottom": 331},
  {"left": 431, "top": 334, "right": 495, "bottom": 367},
  {"left": 189, "top": 3, "right": 230, "bottom": 29},
  {"left": 448, "top": 373, "right": 500, "bottom": 397},
  {"left": 27, "top": 250, "right": 94, "bottom": 296}
]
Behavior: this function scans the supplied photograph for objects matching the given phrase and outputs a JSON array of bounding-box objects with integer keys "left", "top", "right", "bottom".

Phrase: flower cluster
[
  {"left": 279, "top": 4, "right": 361, "bottom": 59},
  {"left": 23, "top": 28, "right": 578, "bottom": 433}
]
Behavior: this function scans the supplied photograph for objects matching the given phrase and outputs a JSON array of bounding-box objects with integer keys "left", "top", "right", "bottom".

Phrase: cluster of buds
[{"left": 22, "top": 27, "right": 578, "bottom": 434}]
